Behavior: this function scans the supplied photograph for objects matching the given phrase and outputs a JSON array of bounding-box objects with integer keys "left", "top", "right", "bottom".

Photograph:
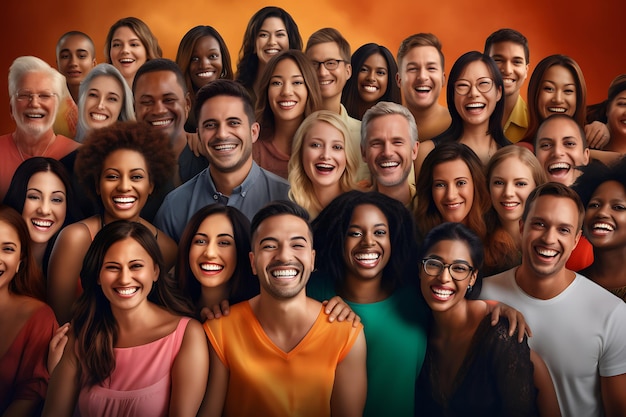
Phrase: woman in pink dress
[{"left": 43, "top": 221, "right": 208, "bottom": 417}]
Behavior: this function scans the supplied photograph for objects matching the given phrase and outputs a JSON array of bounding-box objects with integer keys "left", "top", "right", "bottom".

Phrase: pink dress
[{"left": 75, "top": 317, "right": 191, "bottom": 417}]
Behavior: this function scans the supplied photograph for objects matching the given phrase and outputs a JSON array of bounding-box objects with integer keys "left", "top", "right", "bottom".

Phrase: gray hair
[
  {"left": 75, "top": 64, "right": 135, "bottom": 142},
  {"left": 8, "top": 56, "right": 67, "bottom": 107},
  {"left": 361, "top": 101, "right": 418, "bottom": 148}
]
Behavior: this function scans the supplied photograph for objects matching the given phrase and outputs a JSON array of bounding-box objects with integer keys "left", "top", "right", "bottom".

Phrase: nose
[
  {"left": 382, "top": 141, "right": 393, "bottom": 157},
  {"left": 268, "top": 34, "right": 277, "bottom": 46},
  {"left": 204, "top": 240, "right": 218, "bottom": 259},
  {"left": 97, "top": 96, "right": 106, "bottom": 109},
  {"left": 468, "top": 83, "right": 481, "bottom": 97},
  {"left": 552, "top": 89, "right": 564, "bottom": 103},
  {"left": 118, "top": 175, "right": 131, "bottom": 191},
  {"left": 281, "top": 81, "right": 293, "bottom": 96},
  {"left": 275, "top": 244, "right": 292, "bottom": 262},
  {"left": 153, "top": 99, "right": 167, "bottom": 115},
  {"left": 38, "top": 198, "right": 52, "bottom": 215},
  {"left": 316, "top": 64, "right": 330, "bottom": 77},
  {"left": 445, "top": 184, "right": 458, "bottom": 200},
  {"left": 366, "top": 69, "right": 376, "bottom": 82},
  {"left": 503, "top": 182, "right": 515, "bottom": 197},
  {"left": 437, "top": 265, "right": 453, "bottom": 283},
  {"left": 502, "top": 61, "right": 512, "bottom": 75},
  {"left": 320, "top": 145, "right": 331, "bottom": 160}
]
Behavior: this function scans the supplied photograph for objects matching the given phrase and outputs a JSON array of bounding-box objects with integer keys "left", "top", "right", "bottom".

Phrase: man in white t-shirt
[{"left": 481, "top": 182, "right": 626, "bottom": 417}]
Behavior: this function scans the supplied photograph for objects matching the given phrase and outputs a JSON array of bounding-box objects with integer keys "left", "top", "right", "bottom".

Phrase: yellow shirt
[
  {"left": 204, "top": 301, "right": 362, "bottom": 417},
  {"left": 504, "top": 95, "right": 529, "bottom": 143}
]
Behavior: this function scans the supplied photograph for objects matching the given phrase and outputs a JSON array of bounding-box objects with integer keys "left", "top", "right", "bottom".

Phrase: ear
[
  {"left": 91, "top": 58, "right": 97, "bottom": 68},
  {"left": 345, "top": 63, "right": 352, "bottom": 80},
  {"left": 361, "top": 144, "right": 367, "bottom": 162},
  {"left": 16, "top": 260, "right": 21, "bottom": 274},
  {"left": 249, "top": 251, "right": 257, "bottom": 275},
  {"left": 148, "top": 179, "right": 155, "bottom": 195},
  {"left": 496, "top": 85, "right": 503, "bottom": 102},
  {"left": 411, "top": 141, "right": 419, "bottom": 160},
  {"left": 469, "top": 270, "right": 477, "bottom": 287},
  {"left": 574, "top": 229, "right": 582, "bottom": 248},
  {"left": 582, "top": 147, "right": 590, "bottom": 166},
  {"left": 250, "top": 122, "right": 260, "bottom": 144},
  {"left": 310, "top": 249, "right": 316, "bottom": 272},
  {"left": 152, "top": 263, "right": 160, "bottom": 283},
  {"left": 395, "top": 72, "right": 401, "bottom": 88}
]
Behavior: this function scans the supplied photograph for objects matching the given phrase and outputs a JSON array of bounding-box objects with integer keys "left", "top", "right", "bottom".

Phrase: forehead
[
  {"left": 306, "top": 42, "right": 341, "bottom": 59},
  {"left": 59, "top": 35, "right": 92, "bottom": 51},
  {"left": 488, "top": 41, "right": 526, "bottom": 59},
  {"left": 197, "top": 213, "right": 234, "bottom": 234},
  {"left": 134, "top": 70, "right": 184, "bottom": 95},
  {"left": 199, "top": 95, "right": 249, "bottom": 120},
  {"left": 402, "top": 45, "right": 442, "bottom": 67},
  {"left": 272, "top": 58, "right": 302, "bottom": 75},
  {"left": 19, "top": 71, "right": 52, "bottom": 89},
  {"left": 434, "top": 158, "right": 471, "bottom": 177},
  {"left": 260, "top": 16, "right": 287, "bottom": 30},
  {"left": 527, "top": 194, "right": 579, "bottom": 224},
  {"left": 542, "top": 65, "right": 574, "bottom": 83},
  {"left": 458, "top": 60, "right": 491, "bottom": 80},
  {"left": 27, "top": 170, "right": 65, "bottom": 190},
  {"left": 537, "top": 117, "right": 580, "bottom": 139},
  {"left": 366, "top": 114, "right": 411, "bottom": 139},
  {"left": 254, "top": 214, "right": 311, "bottom": 243}
]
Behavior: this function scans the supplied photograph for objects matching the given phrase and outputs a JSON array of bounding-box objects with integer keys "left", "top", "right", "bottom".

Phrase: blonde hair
[
  {"left": 288, "top": 110, "right": 359, "bottom": 217},
  {"left": 486, "top": 145, "right": 547, "bottom": 189}
]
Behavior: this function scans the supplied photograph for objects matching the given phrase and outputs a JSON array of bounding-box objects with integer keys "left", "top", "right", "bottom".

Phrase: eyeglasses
[
  {"left": 311, "top": 59, "right": 345, "bottom": 71},
  {"left": 15, "top": 91, "right": 57, "bottom": 103},
  {"left": 454, "top": 77, "right": 494, "bottom": 96},
  {"left": 421, "top": 258, "right": 474, "bottom": 281}
]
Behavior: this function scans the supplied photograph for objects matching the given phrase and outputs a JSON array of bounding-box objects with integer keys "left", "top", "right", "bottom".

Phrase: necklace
[{"left": 14, "top": 133, "right": 56, "bottom": 161}]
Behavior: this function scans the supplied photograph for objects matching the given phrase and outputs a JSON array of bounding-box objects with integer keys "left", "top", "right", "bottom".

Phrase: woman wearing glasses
[
  {"left": 415, "top": 51, "right": 510, "bottom": 174},
  {"left": 416, "top": 222, "right": 560, "bottom": 417}
]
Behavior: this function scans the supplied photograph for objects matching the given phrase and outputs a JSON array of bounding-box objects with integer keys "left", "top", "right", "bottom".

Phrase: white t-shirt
[{"left": 481, "top": 268, "right": 626, "bottom": 417}]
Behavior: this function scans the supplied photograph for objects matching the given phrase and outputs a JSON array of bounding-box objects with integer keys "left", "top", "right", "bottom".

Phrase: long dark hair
[
  {"left": 433, "top": 51, "right": 509, "bottom": 148},
  {"left": 72, "top": 220, "right": 193, "bottom": 386},
  {"left": 176, "top": 204, "right": 259, "bottom": 313},
  {"left": 312, "top": 191, "right": 418, "bottom": 294},
  {"left": 341, "top": 43, "right": 401, "bottom": 119}
]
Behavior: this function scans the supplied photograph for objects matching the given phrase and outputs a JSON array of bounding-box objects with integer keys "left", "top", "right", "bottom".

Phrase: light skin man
[
  {"left": 199, "top": 201, "right": 367, "bottom": 417},
  {"left": 56, "top": 31, "right": 96, "bottom": 103},
  {"left": 396, "top": 33, "right": 451, "bottom": 142}
]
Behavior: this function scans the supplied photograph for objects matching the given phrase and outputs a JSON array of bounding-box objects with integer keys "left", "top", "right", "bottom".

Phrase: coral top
[{"left": 75, "top": 317, "right": 190, "bottom": 417}]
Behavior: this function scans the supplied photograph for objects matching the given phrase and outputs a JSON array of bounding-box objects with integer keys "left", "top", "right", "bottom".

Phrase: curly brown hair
[{"left": 75, "top": 121, "right": 175, "bottom": 201}]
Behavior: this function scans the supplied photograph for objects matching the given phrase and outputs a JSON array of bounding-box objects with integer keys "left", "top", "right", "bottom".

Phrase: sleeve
[
  {"left": 490, "top": 318, "right": 539, "bottom": 417},
  {"left": 203, "top": 318, "right": 229, "bottom": 369},
  {"left": 13, "top": 306, "right": 59, "bottom": 402},
  {"left": 154, "top": 194, "right": 182, "bottom": 242},
  {"left": 599, "top": 302, "right": 626, "bottom": 377}
]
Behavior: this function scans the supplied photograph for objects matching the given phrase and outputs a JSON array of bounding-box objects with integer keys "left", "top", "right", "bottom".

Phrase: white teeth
[
  {"left": 32, "top": 219, "right": 53, "bottom": 227},
  {"left": 537, "top": 248, "right": 558, "bottom": 257},
  {"left": 379, "top": 161, "right": 399, "bottom": 168},
  {"left": 548, "top": 162, "right": 570, "bottom": 171},
  {"left": 466, "top": 103, "right": 485, "bottom": 108},
  {"left": 26, "top": 114, "right": 44, "bottom": 118},
  {"left": 214, "top": 144, "right": 236, "bottom": 151},
  {"left": 320, "top": 80, "right": 333, "bottom": 85},
  {"left": 265, "top": 49, "right": 279, "bottom": 54},
  {"left": 200, "top": 263, "right": 224, "bottom": 271},
  {"left": 197, "top": 71, "right": 215, "bottom": 78},
  {"left": 446, "top": 203, "right": 462, "bottom": 208},
  {"left": 363, "top": 85, "right": 378, "bottom": 92},
  {"left": 90, "top": 113, "right": 107, "bottom": 121},
  {"left": 278, "top": 101, "right": 296, "bottom": 107},
  {"left": 548, "top": 107, "right": 567, "bottom": 113},
  {"left": 271, "top": 269, "right": 298, "bottom": 278},
  {"left": 502, "top": 202, "right": 519, "bottom": 207},
  {"left": 503, "top": 78, "right": 515, "bottom": 84},
  {"left": 315, "top": 163, "right": 334, "bottom": 170},
  {"left": 151, "top": 119, "right": 172, "bottom": 127},
  {"left": 116, "top": 287, "right": 138, "bottom": 295},
  {"left": 415, "top": 86, "right": 431, "bottom": 92},
  {"left": 355, "top": 253, "right": 379, "bottom": 260},
  {"left": 113, "top": 197, "right": 136, "bottom": 203},
  {"left": 432, "top": 288, "right": 453, "bottom": 298},
  {"left": 120, "top": 59, "right": 134, "bottom": 64},
  {"left": 593, "top": 222, "right": 614, "bottom": 231}
]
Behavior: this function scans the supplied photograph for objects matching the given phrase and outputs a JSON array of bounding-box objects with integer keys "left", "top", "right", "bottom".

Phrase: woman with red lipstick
[
  {"left": 416, "top": 222, "right": 558, "bottom": 417},
  {"left": 4, "top": 157, "right": 80, "bottom": 273},
  {"left": 104, "top": 17, "right": 162, "bottom": 87},
  {"left": 341, "top": 43, "right": 401, "bottom": 120},
  {"left": 288, "top": 110, "right": 360, "bottom": 218},
  {"left": 48, "top": 122, "right": 177, "bottom": 324},
  {"left": 0, "top": 205, "right": 58, "bottom": 417},
  {"left": 176, "top": 25, "right": 233, "bottom": 133},
  {"left": 574, "top": 158, "right": 626, "bottom": 302},
  {"left": 254, "top": 50, "right": 323, "bottom": 178},
  {"left": 43, "top": 221, "right": 208, "bottom": 417},
  {"left": 175, "top": 204, "right": 259, "bottom": 318},
  {"left": 484, "top": 146, "right": 546, "bottom": 274},
  {"left": 236, "top": 6, "right": 302, "bottom": 103},
  {"left": 415, "top": 51, "right": 510, "bottom": 173}
]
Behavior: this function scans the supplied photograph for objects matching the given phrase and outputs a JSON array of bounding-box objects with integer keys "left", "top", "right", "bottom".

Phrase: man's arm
[
  {"left": 601, "top": 373, "right": 626, "bottom": 417},
  {"left": 331, "top": 329, "right": 367, "bottom": 417}
]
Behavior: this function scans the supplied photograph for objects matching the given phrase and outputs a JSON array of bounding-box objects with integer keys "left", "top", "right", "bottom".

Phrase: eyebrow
[
  {"left": 1, "top": 242, "right": 17, "bottom": 247},
  {"left": 27, "top": 187, "right": 66, "bottom": 195},
  {"left": 194, "top": 232, "right": 235, "bottom": 239}
]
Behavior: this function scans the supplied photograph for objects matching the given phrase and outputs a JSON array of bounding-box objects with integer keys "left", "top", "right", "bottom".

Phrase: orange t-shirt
[{"left": 204, "top": 301, "right": 362, "bottom": 417}]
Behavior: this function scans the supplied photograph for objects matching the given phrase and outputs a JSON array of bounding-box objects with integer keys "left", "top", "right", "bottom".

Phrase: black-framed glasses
[
  {"left": 14, "top": 91, "right": 57, "bottom": 103},
  {"left": 454, "top": 77, "right": 494, "bottom": 96},
  {"left": 311, "top": 59, "right": 345, "bottom": 71},
  {"left": 421, "top": 258, "right": 474, "bottom": 281}
]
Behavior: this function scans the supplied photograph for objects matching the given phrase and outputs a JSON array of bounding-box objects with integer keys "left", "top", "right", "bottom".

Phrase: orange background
[{"left": 1, "top": 0, "right": 624, "bottom": 134}]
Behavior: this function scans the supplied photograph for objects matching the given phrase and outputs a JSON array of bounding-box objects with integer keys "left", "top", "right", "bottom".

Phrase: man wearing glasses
[
  {"left": 0, "top": 56, "right": 79, "bottom": 199},
  {"left": 305, "top": 28, "right": 369, "bottom": 180}
]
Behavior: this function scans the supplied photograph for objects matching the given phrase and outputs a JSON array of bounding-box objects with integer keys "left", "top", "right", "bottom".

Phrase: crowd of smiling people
[{"left": 2, "top": 5, "right": 626, "bottom": 417}]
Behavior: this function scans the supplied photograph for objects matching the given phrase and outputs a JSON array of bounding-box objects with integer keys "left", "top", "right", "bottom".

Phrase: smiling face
[
  {"left": 250, "top": 214, "right": 315, "bottom": 300},
  {"left": 56, "top": 34, "right": 96, "bottom": 89},
  {"left": 98, "top": 237, "right": 159, "bottom": 312},
  {"left": 12, "top": 72, "right": 59, "bottom": 138},
  {"left": 255, "top": 17, "right": 289, "bottom": 66},
  {"left": 607, "top": 91, "right": 626, "bottom": 142},
  {"left": 198, "top": 95, "right": 259, "bottom": 175},
  {"left": 97, "top": 149, "right": 154, "bottom": 222},
  {"left": 432, "top": 159, "right": 474, "bottom": 224},
  {"left": 584, "top": 181, "right": 626, "bottom": 251},
  {"left": 302, "top": 121, "right": 347, "bottom": 191},
  {"left": 134, "top": 70, "right": 190, "bottom": 143},
  {"left": 306, "top": 42, "right": 352, "bottom": 102},
  {"left": 83, "top": 75, "right": 124, "bottom": 130},
  {"left": 537, "top": 65, "right": 577, "bottom": 120},
  {"left": 521, "top": 195, "right": 581, "bottom": 278},
  {"left": 489, "top": 156, "right": 537, "bottom": 224},
  {"left": 109, "top": 26, "right": 147, "bottom": 83},
  {"left": 453, "top": 60, "right": 501, "bottom": 129},
  {"left": 22, "top": 171, "right": 67, "bottom": 245},
  {"left": 397, "top": 46, "right": 445, "bottom": 112},
  {"left": 268, "top": 58, "right": 308, "bottom": 124},
  {"left": 189, "top": 213, "right": 237, "bottom": 292},
  {"left": 0, "top": 220, "right": 22, "bottom": 290},
  {"left": 189, "top": 36, "right": 223, "bottom": 90},
  {"left": 343, "top": 204, "right": 391, "bottom": 285},
  {"left": 535, "top": 117, "right": 589, "bottom": 186},
  {"left": 419, "top": 239, "right": 476, "bottom": 312},
  {"left": 357, "top": 53, "right": 388, "bottom": 104},
  {"left": 488, "top": 41, "right": 528, "bottom": 98},
  {"left": 363, "top": 113, "right": 418, "bottom": 188}
]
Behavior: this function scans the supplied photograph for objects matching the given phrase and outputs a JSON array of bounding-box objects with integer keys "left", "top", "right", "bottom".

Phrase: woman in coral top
[{"left": 43, "top": 221, "right": 208, "bottom": 417}]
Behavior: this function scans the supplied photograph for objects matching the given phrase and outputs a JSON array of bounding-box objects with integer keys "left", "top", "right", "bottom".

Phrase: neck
[
  {"left": 272, "top": 118, "right": 302, "bottom": 155},
  {"left": 68, "top": 84, "right": 80, "bottom": 103},
  {"left": 501, "top": 219, "right": 522, "bottom": 250},
  {"left": 514, "top": 264, "right": 576, "bottom": 300},
  {"left": 502, "top": 92, "right": 519, "bottom": 127},
  {"left": 199, "top": 284, "right": 229, "bottom": 313},
  {"left": 430, "top": 299, "right": 478, "bottom": 339},
  {"left": 252, "top": 291, "right": 312, "bottom": 332},
  {"left": 209, "top": 158, "right": 253, "bottom": 196},
  {"left": 321, "top": 96, "right": 342, "bottom": 114},
  {"left": 13, "top": 129, "right": 55, "bottom": 151},
  {"left": 374, "top": 180, "right": 411, "bottom": 206},
  {"left": 585, "top": 247, "right": 626, "bottom": 288},
  {"left": 31, "top": 241, "right": 47, "bottom": 270},
  {"left": 341, "top": 273, "right": 390, "bottom": 304},
  {"left": 314, "top": 183, "right": 342, "bottom": 209},
  {"left": 408, "top": 104, "right": 451, "bottom": 141}
]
